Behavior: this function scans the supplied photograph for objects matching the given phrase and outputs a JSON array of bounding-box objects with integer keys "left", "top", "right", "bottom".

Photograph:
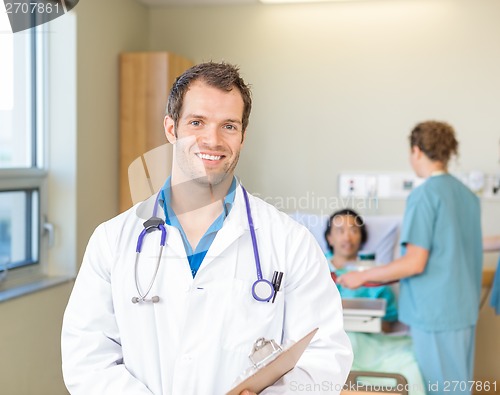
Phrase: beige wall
[
  {"left": 148, "top": 0, "right": 500, "bottom": 237},
  {"left": 0, "top": 283, "right": 74, "bottom": 395},
  {"left": 76, "top": 0, "right": 150, "bottom": 260},
  {"left": 148, "top": 0, "right": 500, "bottom": 381}
]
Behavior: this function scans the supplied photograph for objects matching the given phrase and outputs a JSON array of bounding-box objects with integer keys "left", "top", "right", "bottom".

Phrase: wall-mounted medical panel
[
  {"left": 338, "top": 173, "right": 424, "bottom": 199},
  {"left": 339, "top": 172, "right": 500, "bottom": 200}
]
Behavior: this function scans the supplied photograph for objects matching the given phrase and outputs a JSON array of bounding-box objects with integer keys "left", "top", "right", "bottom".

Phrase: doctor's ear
[{"left": 164, "top": 116, "right": 177, "bottom": 144}]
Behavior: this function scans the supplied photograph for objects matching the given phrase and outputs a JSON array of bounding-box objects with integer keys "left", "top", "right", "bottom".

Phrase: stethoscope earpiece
[
  {"left": 132, "top": 197, "right": 167, "bottom": 305},
  {"left": 131, "top": 296, "right": 160, "bottom": 304}
]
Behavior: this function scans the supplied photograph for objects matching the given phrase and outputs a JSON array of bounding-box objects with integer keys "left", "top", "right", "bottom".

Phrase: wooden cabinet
[{"left": 119, "top": 52, "right": 193, "bottom": 212}]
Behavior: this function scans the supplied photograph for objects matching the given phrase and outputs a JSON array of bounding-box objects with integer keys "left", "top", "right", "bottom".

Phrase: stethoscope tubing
[
  {"left": 136, "top": 224, "right": 166, "bottom": 253},
  {"left": 133, "top": 191, "right": 166, "bottom": 303},
  {"left": 241, "top": 186, "right": 263, "bottom": 281},
  {"left": 133, "top": 246, "right": 164, "bottom": 303},
  {"left": 133, "top": 183, "right": 275, "bottom": 304},
  {"left": 242, "top": 186, "right": 275, "bottom": 302}
]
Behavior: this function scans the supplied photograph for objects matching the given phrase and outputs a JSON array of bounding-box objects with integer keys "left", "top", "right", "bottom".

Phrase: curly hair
[
  {"left": 409, "top": 121, "right": 459, "bottom": 165},
  {"left": 166, "top": 61, "right": 252, "bottom": 140}
]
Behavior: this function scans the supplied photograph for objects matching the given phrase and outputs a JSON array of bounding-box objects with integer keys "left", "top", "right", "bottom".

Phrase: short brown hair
[
  {"left": 409, "top": 121, "right": 459, "bottom": 165},
  {"left": 166, "top": 62, "right": 252, "bottom": 138}
]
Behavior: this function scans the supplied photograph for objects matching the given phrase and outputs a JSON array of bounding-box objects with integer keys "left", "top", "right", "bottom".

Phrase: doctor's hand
[
  {"left": 337, "top": 270, "right": 367, "bottom": 289},
  {"left": 239, "top": 390, "right": 257, "bottom": 395}
]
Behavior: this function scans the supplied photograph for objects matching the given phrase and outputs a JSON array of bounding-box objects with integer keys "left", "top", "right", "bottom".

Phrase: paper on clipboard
[{"left": 226, "top": 328, "right": 319, "bottom": 395}]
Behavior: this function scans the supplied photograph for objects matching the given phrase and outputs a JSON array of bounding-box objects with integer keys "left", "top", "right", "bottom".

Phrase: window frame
[
  {"left": 1, "top": 9, "right": 77, "bottom": 302},
  {"left": 0, "top": 21, "right": 55, "bottom": 296},
  {"left": 0, "top": 172, "right": 49, "bottom": 289}
]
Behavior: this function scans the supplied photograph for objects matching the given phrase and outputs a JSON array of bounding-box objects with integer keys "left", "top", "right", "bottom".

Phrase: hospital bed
[
  {"left": 290, "top": 211, "right": 495, "bottom": 394},
  {"left": 289, "top": 211, "right": 403, "bottom": 334},
  {"left": 289, "top": 212, "right": 424, "bottom": 395}
]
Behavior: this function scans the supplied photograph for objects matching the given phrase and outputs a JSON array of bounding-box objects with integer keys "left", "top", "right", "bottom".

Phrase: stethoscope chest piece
[
  {"left": 252, "top": 279, "right": 275, "bottom": 302},
  {"left": 242, "top": 186, "right": 278, "bottom": 303}
]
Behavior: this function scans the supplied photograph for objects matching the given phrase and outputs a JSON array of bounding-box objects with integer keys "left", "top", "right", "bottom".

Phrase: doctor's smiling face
[{"left": 164, "top": 79, "right": 245, "bottom": 190}]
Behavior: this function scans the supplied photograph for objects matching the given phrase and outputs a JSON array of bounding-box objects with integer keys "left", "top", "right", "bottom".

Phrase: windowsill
[{"left": 0, "top": 275, "right": 74, "bottom": 303}]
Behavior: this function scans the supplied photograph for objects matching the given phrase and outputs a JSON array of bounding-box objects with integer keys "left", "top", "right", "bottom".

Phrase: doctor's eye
[
  {"left": 189, "top": 120, "right": 202, "bottom": 127},
  {"left": 223, "top": 124, "right": 239, "bottom": 132}
]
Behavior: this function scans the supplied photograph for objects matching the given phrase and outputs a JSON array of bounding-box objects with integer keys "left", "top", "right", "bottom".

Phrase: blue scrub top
[
  {"left": 398, "top": 174, "right": 483, "bottom": 331},
  {"left": 489, "top": 256, "right": 500, "bottom": 315},
  {"left": 326, "top": 251, "right": 398, "bottom": 322},
  {"left": 159, "top": 177, "right": 237, "bottom": 278}
]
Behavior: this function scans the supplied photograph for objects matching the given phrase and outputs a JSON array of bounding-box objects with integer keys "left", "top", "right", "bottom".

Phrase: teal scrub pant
[{"left": 411, "top": 326, "right": 476, "bottom": 395}]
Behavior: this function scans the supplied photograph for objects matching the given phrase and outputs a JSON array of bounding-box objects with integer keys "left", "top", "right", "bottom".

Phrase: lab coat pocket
[{"left": 222, "top": 278, "right": 284, "bottom": 353}]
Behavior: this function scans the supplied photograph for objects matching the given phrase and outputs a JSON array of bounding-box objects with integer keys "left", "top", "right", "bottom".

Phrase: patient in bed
[
  {"left": 324, "top": 209, "right": 398, "bottom": 326},
  {"left": 325, "top": 209, "right": 425, "bottom": 395}
]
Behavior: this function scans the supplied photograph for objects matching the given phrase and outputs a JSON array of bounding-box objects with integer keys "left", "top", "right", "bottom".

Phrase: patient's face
[{"left": 327, "top": 215, "right": 362, "bottom": 260}]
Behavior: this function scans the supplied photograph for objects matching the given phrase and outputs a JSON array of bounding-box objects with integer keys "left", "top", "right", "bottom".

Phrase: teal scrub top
[
  {"left": 398, "top": 174, "right": 483, "bottom": 331},
  {"left": 326, "top": 252, "right": 398, "bottom": 322}
]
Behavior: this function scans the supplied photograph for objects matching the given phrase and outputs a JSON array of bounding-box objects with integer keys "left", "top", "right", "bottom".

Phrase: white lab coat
[{"left": 61, "top": 185, "right": 352, "bottom": 395}]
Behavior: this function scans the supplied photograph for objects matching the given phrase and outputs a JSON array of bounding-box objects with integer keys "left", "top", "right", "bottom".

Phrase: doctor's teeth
[{"left": 198, "top": 154, "right": 222, "bottom": 160}]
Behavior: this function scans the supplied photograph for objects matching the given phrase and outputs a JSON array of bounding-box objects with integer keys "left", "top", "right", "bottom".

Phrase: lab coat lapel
[
  {"left": 164, "top": 224, "right": 188, "bottom": 259},
  {"left": 202, "top": 185, "right": 257, "bottom": 268}
]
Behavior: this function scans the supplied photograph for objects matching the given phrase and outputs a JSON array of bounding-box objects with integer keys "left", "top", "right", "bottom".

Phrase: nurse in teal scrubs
[{"left": 338, "top": 121, "right": 483, "bottom": 395}]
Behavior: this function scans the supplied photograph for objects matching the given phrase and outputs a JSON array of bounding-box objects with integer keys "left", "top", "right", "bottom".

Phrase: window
[
  {"left": 0, "top": 190, "right": 39, "bottom": 268},
  {"left": 0, "top": 11, "right": 48, "bottom": 286}
]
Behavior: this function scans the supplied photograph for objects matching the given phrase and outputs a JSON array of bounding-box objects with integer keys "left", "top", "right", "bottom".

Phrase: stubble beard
[
  {"left": 196, "top": 150, "right": 240, "bottom": 188},
  {"left": 175, "top": 148, "right": 240, "bottom": 191}
]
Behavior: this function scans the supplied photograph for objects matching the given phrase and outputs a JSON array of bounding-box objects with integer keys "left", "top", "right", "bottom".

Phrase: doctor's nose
[{"left": 199, "top": 124, "right": 223, "bottom": 147}]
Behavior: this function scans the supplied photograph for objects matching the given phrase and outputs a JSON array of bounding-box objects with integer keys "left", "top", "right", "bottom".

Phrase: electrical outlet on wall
[
  {"left": 483, "top": 173, "right": 500, "bottom": 198},
  {"left": 338, "top": 174, "right": 370, "bottom": 198}
]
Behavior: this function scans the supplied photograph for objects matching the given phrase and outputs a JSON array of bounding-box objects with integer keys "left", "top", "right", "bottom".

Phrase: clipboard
[{"left": 226, "top": 328, "right": 319, "bottom": 395}]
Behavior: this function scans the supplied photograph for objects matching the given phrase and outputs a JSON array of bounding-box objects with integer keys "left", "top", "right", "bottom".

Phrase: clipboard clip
[
  {"left": 226, "top": 328, "right": 319, "bottom": 395},
  {"left": 249, "top": 337, "right": 283, "bottom": 368}
]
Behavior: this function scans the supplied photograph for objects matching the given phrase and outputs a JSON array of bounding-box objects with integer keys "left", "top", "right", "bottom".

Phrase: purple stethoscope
[{"left": 131, "top": 185, "right": 275, "bottom": 304}]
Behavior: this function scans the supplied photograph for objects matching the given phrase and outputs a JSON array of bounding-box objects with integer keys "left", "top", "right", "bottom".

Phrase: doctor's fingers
[{"left": 239, "top": 390, "right": 257, "bottom": 395}]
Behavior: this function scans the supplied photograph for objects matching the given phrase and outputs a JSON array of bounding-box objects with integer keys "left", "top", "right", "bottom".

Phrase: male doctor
[{"left": 61, "top": 62, "right": 352, "bottom": 394}]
